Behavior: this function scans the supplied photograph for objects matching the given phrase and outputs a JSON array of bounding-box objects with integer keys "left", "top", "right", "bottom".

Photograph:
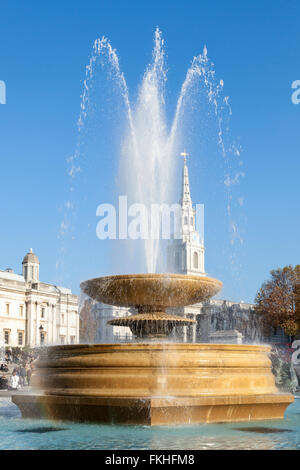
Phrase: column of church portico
[
  {"left": 25, "top": 301, "right": 34, "bottom": 347},
  {"left": 35, "top": 302, "right": 39, "bottom": 346},
  {"left": 52, "top": 304, "right": 56, "bottom": 344},
  {"left": 45, "top": 304, "right": 49, "bottom": 344},
  {"left": 65, "top": 298, "right": 69, "bottom": 343},
  {"left": 45, "top": 302, "right": 49, "bottom": 344},
  {"left": 67, "top": 307, "right": 70, "bottom": 343},
  {"left": 66, "top": 296, "right": 71, "bottom": 343}
]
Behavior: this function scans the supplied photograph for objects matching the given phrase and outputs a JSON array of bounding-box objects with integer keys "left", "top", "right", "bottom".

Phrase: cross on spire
[{"left": 180, "top": 150, "right": 189, "bottom": 166}]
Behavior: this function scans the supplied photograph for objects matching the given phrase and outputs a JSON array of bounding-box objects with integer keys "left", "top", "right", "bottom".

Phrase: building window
[
  {"left": 190, "top": 216, "right": 193, "bottom": 226},
  {"left": 60, "top": 336, "right": 65, "bottom": 345},
  {"left": 175, "top": 252, "right": 180, "bottom": 268},
  {"left": 70, "top": 336, "right": 75, "bottom": 344},
  {"left": 6, "top": 304, "right": 10, "bottom": 315},
  {"left": 19, "top": 305, "right": 23, "bottom": 316},
  {"left": 41, "top": 307, "right": 45, "bottom": 319},
  {"left": 18, "top": 331, "right": 23, "bottom": 346},
  {"left": 184, "top": 216, "right": 188, "bottom": 225},
  {"left": 193, "top": 251, "right": 198, "bottom": 269},
  {"left": 62, "top": 314, "right": 65, "bottom": 324},
  {"left": 4, "top": 331, "right": 9, "bottom": 345}
]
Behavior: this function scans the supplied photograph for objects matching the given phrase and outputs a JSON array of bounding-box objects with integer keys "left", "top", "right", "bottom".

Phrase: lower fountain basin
[{"left": 12, "top": 343, "right": 294, "bottom": 425}]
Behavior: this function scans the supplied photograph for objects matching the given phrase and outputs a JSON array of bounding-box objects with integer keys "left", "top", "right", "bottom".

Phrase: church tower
[{"left": 167, "top": 152, "right": 205, "bottom": 275}]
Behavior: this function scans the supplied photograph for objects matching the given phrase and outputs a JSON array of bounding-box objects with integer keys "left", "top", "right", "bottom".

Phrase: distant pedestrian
[
  {"left": 19, "top": 365, "right": 27, "bottom": 386},
  {"left": 0, "top": 375, "right": 8, "bottom": 390},
  {"left": 8, "top": 371, "right": 20, "bottom": 391},
  {"left": 26, "top": 366, "right": 32, "bottom": 386},
  {"left": 5, "top": 351, "right": 11, "bottom": 364}
]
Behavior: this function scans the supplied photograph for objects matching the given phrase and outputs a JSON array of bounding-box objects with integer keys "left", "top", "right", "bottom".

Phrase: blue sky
[{"left": 0, "top": 0, "right": 299, "bottom": 303}]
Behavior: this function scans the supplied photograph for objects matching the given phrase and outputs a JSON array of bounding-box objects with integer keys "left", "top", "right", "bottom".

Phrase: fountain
[
  {"left": 12, "top": 272, "right": 293, "bottom": 425},
  {"left": 12, "top": 30, "right": 293, "bottom": 426}
]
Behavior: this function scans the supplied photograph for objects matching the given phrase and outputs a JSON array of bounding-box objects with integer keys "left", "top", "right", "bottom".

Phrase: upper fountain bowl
[{"left": 80, "top": 273, "right": 222, "bottom": 309}]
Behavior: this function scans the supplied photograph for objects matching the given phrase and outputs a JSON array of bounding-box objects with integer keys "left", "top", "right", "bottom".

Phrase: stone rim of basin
[{"left": 80, "top": 273, "right": 222, "bottom": 308}]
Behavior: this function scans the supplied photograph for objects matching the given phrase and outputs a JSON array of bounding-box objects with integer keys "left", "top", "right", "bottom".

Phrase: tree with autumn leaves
[{"left": 255, "top": 265, "right": 300, "bottom": 338}]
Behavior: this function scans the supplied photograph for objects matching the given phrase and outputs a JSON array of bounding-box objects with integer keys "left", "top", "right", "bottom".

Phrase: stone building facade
[
  {"left": 177, "top": 299, "right": 262, "bottom": 344},
  {"left": 80, "top": 299, "right": 132, "bottom": 344},
  {"left": 0, "top": 249, "right": 79, "bottom": 347}
]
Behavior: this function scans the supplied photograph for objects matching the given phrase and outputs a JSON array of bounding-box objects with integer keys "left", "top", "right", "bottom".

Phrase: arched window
[{"left": 193, "top": 251, "right": 198, "bottom": 269}]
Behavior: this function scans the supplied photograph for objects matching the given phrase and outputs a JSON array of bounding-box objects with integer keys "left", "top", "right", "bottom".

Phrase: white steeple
[
  {"left": 180, "top": 151, "right": 196, "bottom": 243},
  {"left": 167, "top": 151, "right": 205, "bottom": 275}
]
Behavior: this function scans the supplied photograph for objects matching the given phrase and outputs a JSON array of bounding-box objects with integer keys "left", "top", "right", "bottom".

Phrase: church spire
[
  {"left": 180, "top": 151, "right": 192, "bottom": 207},
  {"left": 166, "top": 149, "right": 205, "bottom": 275}
]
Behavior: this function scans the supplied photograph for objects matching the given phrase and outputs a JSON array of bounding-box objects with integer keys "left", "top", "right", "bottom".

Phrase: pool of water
[{"left": 0, "top": 397, "right": 300, "bottom": 450}]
